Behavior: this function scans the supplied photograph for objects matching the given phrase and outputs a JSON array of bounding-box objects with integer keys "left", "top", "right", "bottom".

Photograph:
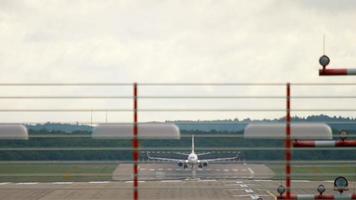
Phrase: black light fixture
[
  {"left": 317, "top": 184, "right": 326, "bottom": 195},
  {"left": 334, "top": 176, "right": 349, "bottom": 193},
  {"left": 277, "top": 185, "right": 286, "bottom": 196},
  {"left": 339, "top": 130, "right": 348, "bottom": 141},
  {"left": 319, "top": 55, "right": 330, "bottom": 70}
]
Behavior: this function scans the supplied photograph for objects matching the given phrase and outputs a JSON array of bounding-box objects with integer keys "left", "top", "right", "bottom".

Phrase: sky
[{"left": 0, "top": 0, "right": 356, "bottom": 123}]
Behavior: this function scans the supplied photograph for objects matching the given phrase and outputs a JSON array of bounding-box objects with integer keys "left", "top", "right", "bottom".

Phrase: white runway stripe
[
  {"left": 125, "top": 181, "right": 145, "bottom": 183},
  {"left": 292, "top": 180, "right": 310, "bottom": 182},
  {"left": 52, "top": 182, "right": 73, "bottom": 184},
  {"left": 16, "top": 182, "right": 38, "bottom": 185},
  {"left": 240, "top": 184, "right": 248, "bottom": 188},
  {"left": 89, "top": 181, "right": 111, "bottom": 184},
  {"left": 161, "top": 180, "right": 182, "bottom": 183},
  {"left": 198, "top": 179, "right": 216, "bottom": 182},
  {"left": 251, "top": 194, "right": 261, "bottom": 199}
]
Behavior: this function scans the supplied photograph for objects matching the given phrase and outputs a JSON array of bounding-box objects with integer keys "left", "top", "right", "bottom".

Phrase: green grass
[
  {"left": 268, "top": 164, "right": 356, "bottom": 181},
  {"left": 0, "top": 163, "right": 116, "bottom": 182}
]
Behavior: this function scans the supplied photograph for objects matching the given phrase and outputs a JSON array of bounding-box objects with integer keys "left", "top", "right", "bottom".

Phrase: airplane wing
[
  {"left": 147, "top": 153, "right": 184, "bottom": 163},
  {"left": 196, "top": 152, "right": 210, "bottom": 156},
  {"left": 174, "top": 152, "right": 190, "bottom": 156},
  {"left": 201, "top": 153, "right": 240, "bottom": 162}
]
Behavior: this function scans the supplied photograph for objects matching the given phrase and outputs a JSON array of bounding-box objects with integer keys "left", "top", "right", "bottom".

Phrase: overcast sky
[{"left": 0, "top": 0, "right": 356, "bottom": 123}]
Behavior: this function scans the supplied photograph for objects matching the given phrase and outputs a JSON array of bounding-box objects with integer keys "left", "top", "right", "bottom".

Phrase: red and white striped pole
[
  {"left": 319, "top": 68, "right": 356, "bottom": 76},
  {"left": 133, "top": 82, "right": 139, "bottom": 200},
  {"left": 278, "top": 194, "right": 356, "bottom": 200},
  {"left": 294, "top": 140, "right": 356, "bottom": 148},
  {"left": 286, "top": 83, "right": 292, "bottom": 200},
  {"left": 319, "top": 55, "right": 356, "bottom": 76}
]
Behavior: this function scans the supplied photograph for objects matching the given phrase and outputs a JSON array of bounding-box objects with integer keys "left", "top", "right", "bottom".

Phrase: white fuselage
[{"left": 187, "top": 152, "right": 198, "bottom": 164}]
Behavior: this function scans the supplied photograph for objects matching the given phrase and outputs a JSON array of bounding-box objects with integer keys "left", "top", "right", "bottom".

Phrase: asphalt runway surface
[
  {"left": 0, "top": 179, "right": 354, "bottom": 200},
  {"left": 0, "top": 163, "right": 354, "bottom": 200},
  {"left": 112, "top": 163, "right": 275, "bottom": 180}
]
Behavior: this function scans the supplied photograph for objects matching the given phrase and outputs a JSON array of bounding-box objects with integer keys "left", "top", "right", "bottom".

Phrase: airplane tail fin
[{"left": 192, "top": 135, "right": 195, "bottom": 154}]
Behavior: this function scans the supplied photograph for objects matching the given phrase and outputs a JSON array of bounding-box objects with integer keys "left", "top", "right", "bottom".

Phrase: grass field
[
  {"left": 268, "top": 164, "right": 356, "bottom": 181},
  {"left": 0, "top": 163, "right": 116, "bottom": 182}
]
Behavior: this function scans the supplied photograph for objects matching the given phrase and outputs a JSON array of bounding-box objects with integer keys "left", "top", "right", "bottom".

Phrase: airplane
[{"left": 147, "top": 135, "right": 240, "bottom": 169}]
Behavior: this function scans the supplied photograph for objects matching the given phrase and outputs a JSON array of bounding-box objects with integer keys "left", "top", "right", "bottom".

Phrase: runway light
[
  {"left": 317, "top": 184, "right": 326, "bottom": 195},
  {"left": 277, "top": 185, "right": 286, "bottom": 196},
  {"left": 334, "top": 176, "right": 349, "bottom": 193},
  {"left": 319, "top": 55, "right": 330, "bottom": 69},
  {"left": 339, "top": 130, "right": 348, "bottom": 141}
]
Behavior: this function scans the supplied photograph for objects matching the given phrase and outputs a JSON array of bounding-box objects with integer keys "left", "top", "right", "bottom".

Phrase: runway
[
  {"left": 0, "top": 179, "right": 352, "bottom": 200},
  {"left": 0, "top": 163, "right": 352, "bottom": 199},
  {"left": 112, "top": 163, "right": 275, "bottom": 180}
]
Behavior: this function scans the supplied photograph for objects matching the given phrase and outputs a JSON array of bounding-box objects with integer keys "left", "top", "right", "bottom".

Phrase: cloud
[{"left": 0, "top": 0, "right": 356, "bottom": 122}]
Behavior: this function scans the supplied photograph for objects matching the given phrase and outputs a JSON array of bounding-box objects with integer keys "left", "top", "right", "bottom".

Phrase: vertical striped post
[
  {"left": 133, "top": 83, "right": 139, "bottom": 200},
  {"left": 286, "top": 83, "right": 292, "bottom": 199}
]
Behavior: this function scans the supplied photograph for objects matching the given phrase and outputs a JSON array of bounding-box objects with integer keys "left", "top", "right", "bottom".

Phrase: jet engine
[{"left": 198, "top": 162, "right": 208, "bottom": 168}]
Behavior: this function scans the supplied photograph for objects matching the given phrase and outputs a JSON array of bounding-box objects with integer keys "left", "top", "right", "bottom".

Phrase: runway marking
[
  {"left": 52, "top": 182, "right": 73, "bottom": 184},
  {"left": 250, "top": 194, "right": 261, "bottom": 199},
  {"left": 224, "top": 169, "right": 229, "bottom": 172},
  {"left": 247, "top": 167, "right": 255, "bottom": 175},
  {"left": 89, "top": 181, "right": 111, "bottom": 184},
  {"left": 233, "top": 169, "right": 239, "bottom": 172},
  {"left": 266, "top": 190, "right": 277, "bottom": 200},
  {"left": 198, "top": 179, "right": 216, "bottom": 182},
  {"left": 228, "top": 188, "right": 246, "bottom": 191},
  {"left": 161, "top": 180, "right": 182, "bottom": 183},
  {"left": 149, "top": 169, "right": 155, "bottom": 171},
  {"left": 233, "top": 194, "right": 270, "bottom": 198},
  {"left": 293, "top": 180, "right": 310, "bottom": 182},
  {"left": 240, "top": 184, "right": 248, "bottom": 188},
  {"left": 254, "top": 180, "right": 273, "bottom": 182},
  {"left": 233, "top": 194, "right": 250, "bottom": 197},
  {"left": 0, "top": 182, "right": 10, "bottom": 185},
  {"left": 16, "top": 182, "right": 38, "bottom": 185},
  {"left": 125, "top": 181, "right": 145, "bottom": 183},
  {"left": 245, "top": 189, "right": 254, "bottom": 193},
  {"left": 323, "top": 180, "right": 334, "bottom": 183},
  {"left": 236, "top": 181, "right": 243, "bottom": 184}
]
